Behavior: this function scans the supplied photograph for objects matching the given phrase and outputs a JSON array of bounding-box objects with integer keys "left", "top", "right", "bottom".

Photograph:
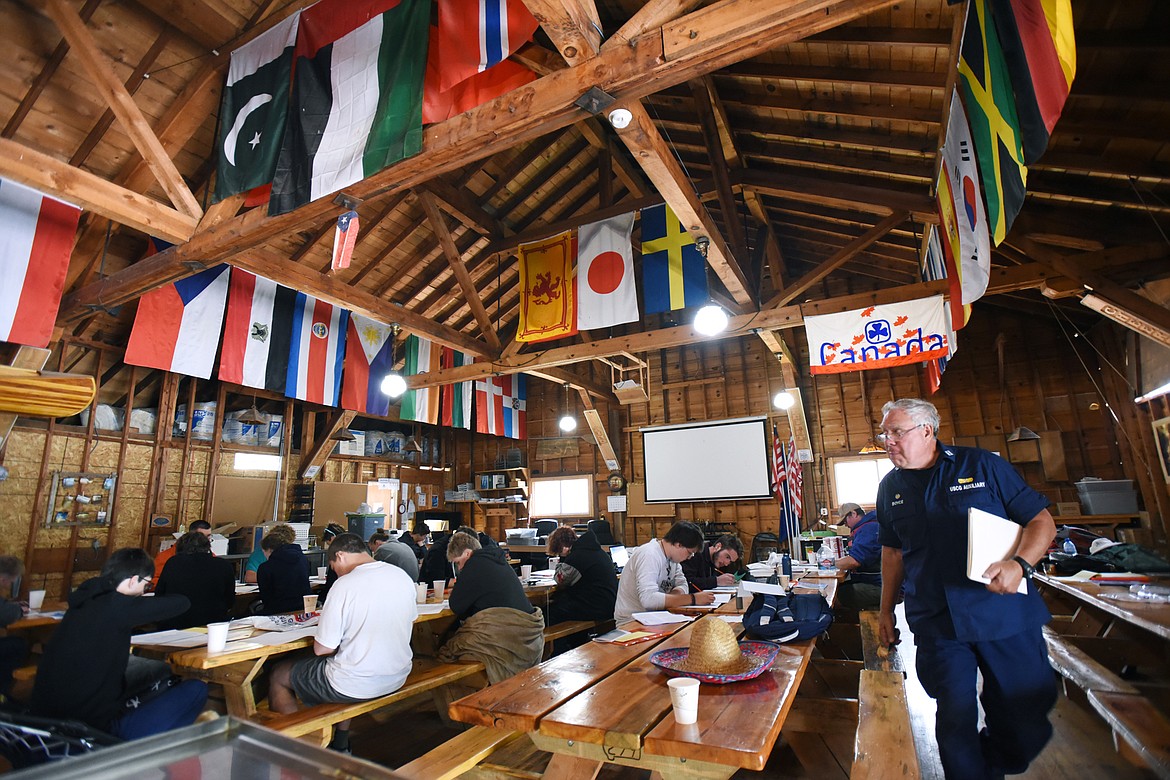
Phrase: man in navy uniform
[{"left": 875, "top": 398, "right": 1056, "bottom": 780}]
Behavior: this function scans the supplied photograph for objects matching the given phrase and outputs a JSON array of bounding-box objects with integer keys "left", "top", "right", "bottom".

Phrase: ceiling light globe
[
  {"left": 773, "top": 390, "right": 795, "bottom": 410},
  {"left": 608, "top": 108, "right": 633, "bottom": 129},
  {"left": 693, "top": 304, "right": 728, "bottom": 336},
  {"left": 380, "top": 372, "right": 407, "bottom": 398},
  {"left": 558, "top": 415, "right": 578, "bottom": 433}
]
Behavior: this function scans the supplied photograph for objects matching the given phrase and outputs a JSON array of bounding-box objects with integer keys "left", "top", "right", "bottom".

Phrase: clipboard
[{"left": 967, "top": 507, "right": 1027, "bottom": 595}]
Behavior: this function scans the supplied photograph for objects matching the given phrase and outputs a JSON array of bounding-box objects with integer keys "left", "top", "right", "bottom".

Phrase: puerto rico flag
[
  {"left": 218, "top": 269, "right": 297, "bottom": 391},
  {"left": 435, "top": 0, "right": 538, "bottom": 92},
  {"left": 475, "top": 373, "right": 526, "bottom": 439},
  {"left": 125, "top": 265, "right": 231, "bottom": 379},
  {"left": 340, "top": 312, "right": 395, "bottom": 416},
  {"left": 285, "top": 292, "right": 348, "bottom": 406},
  {"left": 0, "top": 178, "right": 81, "bottom": 348}
]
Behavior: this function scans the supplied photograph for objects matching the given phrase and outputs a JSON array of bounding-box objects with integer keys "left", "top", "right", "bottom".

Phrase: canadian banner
[{"left": 804, "top": 295, "right": 951, "bottom": 375}]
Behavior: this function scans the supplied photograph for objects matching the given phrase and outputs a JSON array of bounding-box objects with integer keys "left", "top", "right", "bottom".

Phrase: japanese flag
[{"left": 577, "top": 212, "right": 638, "bottom": 330}]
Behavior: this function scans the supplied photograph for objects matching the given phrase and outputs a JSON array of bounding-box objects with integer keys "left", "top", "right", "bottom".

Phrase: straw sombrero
[{"left": 675, "top": 617, "right": 765, "bottom": 676}]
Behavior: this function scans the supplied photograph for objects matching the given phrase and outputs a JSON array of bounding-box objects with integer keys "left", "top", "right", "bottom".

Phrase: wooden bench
[
  {"left": 396, "top": 725, "right": 523, "bottom": 780},
  {"left": 262, "top": 659, "right": 486, "bottom": 746},
  {"left": 852, "top": 669, "right": 920, "bottom": 779},
  {"left": 858, "top": 610, "right": 905, "bottom": 673},
  {"left": 1087, "top": 690, "right": 1170, "bottom": 779},
  {"left": 541, "top": 619, "right": 613, "bottom": 659},
  {"left": 1042, "top": 625, "right": 1138, "bottom": 697}
]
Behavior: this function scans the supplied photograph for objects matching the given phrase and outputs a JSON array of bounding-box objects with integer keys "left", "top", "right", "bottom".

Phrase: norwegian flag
[{"left": 331, "top": 210, "right": 359, "bottom": 271}]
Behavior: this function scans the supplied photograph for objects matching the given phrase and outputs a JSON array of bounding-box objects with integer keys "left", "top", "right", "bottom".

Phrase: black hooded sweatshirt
[
  {"left": 449, "top": 544, "right": 534, "bottom": 619},
  {"left": 550, "top": 530, "right": 618, "bottom": 622},
  {"left": 32, "top": 576, "right": 188, "bottom": 729},
  {"left": 257, "top": 542, "right": 311, "bottom": 614}
]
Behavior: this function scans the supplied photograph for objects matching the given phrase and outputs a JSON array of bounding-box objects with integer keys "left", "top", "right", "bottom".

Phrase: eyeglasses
[{"left": 876, "top": 423, "right": 926, "bottom": 444}]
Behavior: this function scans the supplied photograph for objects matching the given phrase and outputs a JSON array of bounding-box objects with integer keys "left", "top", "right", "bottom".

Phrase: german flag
[
  {"left": 958, "top": 0, "right": 1027, "bottom": 246},
  {"left": 992, "top": 0, "right": 1076, "bottom": 164}
]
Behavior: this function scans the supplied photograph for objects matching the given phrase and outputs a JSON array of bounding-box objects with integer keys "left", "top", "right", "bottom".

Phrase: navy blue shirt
[
  {"left": 877, "top": 443, "right": 1051, "bottom": 642},
  {"left": 846, "top": 511, "right": 881, "bottom": 586}
]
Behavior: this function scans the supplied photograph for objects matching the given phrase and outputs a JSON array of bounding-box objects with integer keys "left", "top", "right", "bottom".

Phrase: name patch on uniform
[{"left": 948, "top": 480, "right": 986, "bottom": 492}]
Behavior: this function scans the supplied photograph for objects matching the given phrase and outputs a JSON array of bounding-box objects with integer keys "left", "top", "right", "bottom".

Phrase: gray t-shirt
[{"left": 373, "top": 539, "right": 420, "bottom": 581}]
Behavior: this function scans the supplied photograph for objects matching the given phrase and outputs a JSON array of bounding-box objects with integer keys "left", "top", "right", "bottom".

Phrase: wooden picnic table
[{"left": 449, "top": 577, "right": 838, "bottom": 779}]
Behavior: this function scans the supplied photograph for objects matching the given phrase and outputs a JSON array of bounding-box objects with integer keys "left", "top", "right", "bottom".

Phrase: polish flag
[{"left": 0, "top": 178, "right": 81, "bottom": 347}]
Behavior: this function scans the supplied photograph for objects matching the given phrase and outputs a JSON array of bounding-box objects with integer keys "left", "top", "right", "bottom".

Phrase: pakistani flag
[
  {"left": 268, "top": 0, "right": 430, "bottom": 216},
  {"left": 440, "top": 345, "right": 473, "bottom": 429},
  {"left": 400, "top": 334, "right": 440, "bottom": 424},
  {"left": 214, "top": 12, "right": 300, "bottom": 201}
]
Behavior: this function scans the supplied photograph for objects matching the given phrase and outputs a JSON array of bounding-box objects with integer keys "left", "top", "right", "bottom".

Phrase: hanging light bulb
[
  {"left": 773, "top": 390, "right": 795, "bottom": 410},
  {"left": 693, "top": 303, "right": 728, "bottom": 336},
  {"left": 558, "top": 383, "right": 577, "bottom": 433},
  {"left": 380, "top": 324, "right": 407, "bottom": 398}
]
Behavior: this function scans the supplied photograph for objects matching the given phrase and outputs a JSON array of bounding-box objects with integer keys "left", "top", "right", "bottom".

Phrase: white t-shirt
[
  {"left": 613, "top": 538, "right": 687, "bottom": 622},
  {"left": 317, "top": 560, "right": 416, "bottom": 698}
]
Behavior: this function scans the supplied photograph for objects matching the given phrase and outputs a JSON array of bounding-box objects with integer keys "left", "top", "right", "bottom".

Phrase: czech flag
[{"left": 124, "top": 265, "right": 231, "bottom": 379}]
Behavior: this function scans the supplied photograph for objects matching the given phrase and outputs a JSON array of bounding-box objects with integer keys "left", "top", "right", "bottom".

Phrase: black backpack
[{"left": 742, "top": 592, "right": 833, "bottom": 643}]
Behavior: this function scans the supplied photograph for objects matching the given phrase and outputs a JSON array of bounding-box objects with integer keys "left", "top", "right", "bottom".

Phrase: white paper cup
[
  {"left": 668, "top": 678, "right": 700, "bottom": 725},
  {"left": 303, "top": 595, "right": 319, "bottom": 613},
  {"left": 416, "top": 583, "right": 428, "bottom": 604},
  {"left": 317, "top": 566, "right": 328, "bottom": 579},
  {"left": 432, "top": 580, "right": 446, "bottom": 599},
  {"left": 206, "top": 621, "right": 230, "bottom": 654},
  {"left": 521, "top": 564, "right": 533, "bottom": 580},
  {"left": 27, "top": 590, "right": 45, "bottom": 611}
]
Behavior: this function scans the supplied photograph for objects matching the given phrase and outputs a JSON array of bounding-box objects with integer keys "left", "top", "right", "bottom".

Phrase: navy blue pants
[
  {"left": 915, "top": 628, "right": 1057, "bottom": 780},
  {"left": 109, "top": 679, "right": 208, "bottom": 740}
]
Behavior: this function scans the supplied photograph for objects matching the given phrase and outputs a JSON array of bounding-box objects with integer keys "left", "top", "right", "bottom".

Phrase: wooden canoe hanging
[{"left": 0, "top": 365, "right": 97, "bottom": 418}]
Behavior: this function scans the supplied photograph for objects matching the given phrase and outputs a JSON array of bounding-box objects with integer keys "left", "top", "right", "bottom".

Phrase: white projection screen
[{"left": 641, "top": 416, "right": 772, "bottom": 502}]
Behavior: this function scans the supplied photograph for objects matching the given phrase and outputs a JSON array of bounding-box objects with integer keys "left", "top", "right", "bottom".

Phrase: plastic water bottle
[
  {"left": 817, "top": 541, "right": 836, "bottom": 571},
  {"left": 1062, "top": 538, "right": 1076, "bottom": 555},
  {"left": 781, "top": 553, "right": 792, "bottom": 578}
]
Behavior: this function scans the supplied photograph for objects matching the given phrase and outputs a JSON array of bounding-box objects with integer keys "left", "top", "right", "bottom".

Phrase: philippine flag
[
  {"left": 285, "top": 293, "right": 348, "bottom": 406},
  {"left": 0, "top": 178, "right": 81, "bottom": 348},
  {"left": 577, "top": 212, "right": 638, "bottom": 330},
  {"left": 340, "top": 313, "right": 395, "bottom": 416},
  {"left": 124, "top": 265, "right": 231, "bottom": 379},
  {"left": 475, "top": 373, "right": 526, "bottom": 439}
]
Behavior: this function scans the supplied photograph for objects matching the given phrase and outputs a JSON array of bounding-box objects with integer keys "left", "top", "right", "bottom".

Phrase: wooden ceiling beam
[
  {"left": 132, "top": 0, "right": 240, "bottom": 50},
  {"left": 735, "top": 169, "right": 935, "bottom": 222},
  {"left": 577, "top": 119, "right": 649, "bottom": 197},
  {"left": 766, "top": 211, "right": 909, "bottom": 309},
  {"left": 612, "top": 101, "right": 755, "bottom": 306},
  {"left": 689, "top": 79, "right": 750, "bottom": 265},
  {"left": 420, "top": 179, "right": 504, "bottom": 238},
  {"left": 312, "top": 193, "right": 410, "bottom": 273},
  {"left": 417, "top": 190, "right": 503, "bottom": 351},
  {"left": 0, "top": 139, "right": 197, "bottom": 243},
  {"left": 299, "top": 410, "right": 356, "bottom": 479},
  {"left": 352, "top": 207, "right": 424, "bottom": 289},
  {"left": 63, "top": 0, "right": 899, "bottom": 318},
  {"left": 522, "top": 0, "right": 602, "bottom": 66},
  {"left": 722, "top": 62, "right": 947, "bottom": 90},
  {"left": 715, "top": 84, "right": 942, "bottom": 126},
  {"left": 603, "top": 0, "right": 704, "bottom": 48},
  {"left": 44, "top": 0, "right": 202, "bottom": 220}
]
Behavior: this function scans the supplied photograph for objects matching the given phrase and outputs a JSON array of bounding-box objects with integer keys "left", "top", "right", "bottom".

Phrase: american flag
[{"left": 787, "top": 434, "right": 803, "bottom": 526}]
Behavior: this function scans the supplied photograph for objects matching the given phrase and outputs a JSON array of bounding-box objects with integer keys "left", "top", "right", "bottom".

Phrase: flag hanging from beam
[
  {"left": 772, "top": 423, "right": 794, "bottom": 542},
  {"left": 434, "top": 0, "right": 538, "bottom": 92},
  {"left": 269, "top": 0, "right": 429, "bottom": 215},
  {"left": 577, "top": 212, "right": 638, "bottom": 330},
  {"left": 331, "top": 210, "right": 359, "bottom": 271},
  {"left": 805, "top": 295, "right": 951, "bottom": 374},
  {"left": 125, "top": 265, "right": 231, "bottom": 379},
  {"left": 937, "top": 89, "right": 991, "bottom": 329},
  {"left": 400, "top": 334, "right": 441, "bottom": 424},
  {"left": 219, "top": 268, "right": 298, "bottom": 392},
  {"left": 214, "top": 12, "right": 300, "bottom": 201},
  {"left": 991, "top": 0, "right": 1076, "bottom": 164},
  {"left": 920, "top": 227, "right": 959, "bottom": 394},
  {"left": 285, "top": 292, "right": 348, "bottom": 406},
  {"left": 475, "top": 373, "right": 526, "bottom": 439},
  {"left": 787, "top": 434, "right": 802, "bottom": 528},
  {"left": 0, "top": 178, "right": 81, "bottom": 348},
  {"left": 640, "top": 203, "right": 708, "bottom": 314},
  {"left": 440, "top": 346, "right": 474, "bottom": 429},
  {"left": 340, "top": 313, "right": 396, "bottom": 416},
  {"left": 423, "top": 52, "right": 535, "bottom": 123},
  {"left": 957, "top": 0, "right": 1028, "bottom": 245},
  {"left": 516, "top": 231, "right": 577, "bottom": 343}
]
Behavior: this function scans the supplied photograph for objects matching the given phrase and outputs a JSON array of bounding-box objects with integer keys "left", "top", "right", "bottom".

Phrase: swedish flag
[
  {"left": 958, "top": 0, "right": 1028, "bottom": 245},
  {"left": 640, "top": 203, "right": 708, "bottom": 315}
]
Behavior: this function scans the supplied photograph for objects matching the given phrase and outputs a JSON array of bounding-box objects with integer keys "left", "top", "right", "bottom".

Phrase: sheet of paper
[
  {"left": 131, "top": 630, "right": 208, "bottom": 647},
  {"left": 235, "top": 584, "right": 259, "bottom": 594},
  {"left": 712, "top": 593, "right": 733, "bottom": 604},
  {"left": 715, "top": 615, "right": 743, "bottom": 623},
  {"left": 250, "top": 626, "right": 316, "bottom": 645},
  {"left": 742, "top": 580, "right": 787, "bottom": 596},
  {"left": 967, "top": 507, "right": 1027, "bottom": 595},
  {"left": 632, "top": 611, "right": 693, "bottom": 625},
  {"left": 416, "top": 603, "right": 447, "bottom": 615},
  {"left": 711, "top": 586, "right": 738, "bottom": 593}
]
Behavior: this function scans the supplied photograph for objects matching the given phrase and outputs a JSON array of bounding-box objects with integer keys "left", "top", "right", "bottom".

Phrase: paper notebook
[{"left": 967, "top": 507, "right": 1027, "bottom": 595}]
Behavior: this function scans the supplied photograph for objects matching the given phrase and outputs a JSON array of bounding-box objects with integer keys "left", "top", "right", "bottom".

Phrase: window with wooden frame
[
  {"left": 828, "top": 455, "right": 895, "bottom": 511},
  {"left": 529, "top": 474, "right": 594, "bottom": 519}
]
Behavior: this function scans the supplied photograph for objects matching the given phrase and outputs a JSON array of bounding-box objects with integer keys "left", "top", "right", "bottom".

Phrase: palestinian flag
[
  {"left": 215, "top": 12, "right": 300, "bottom": 201},
  {"left": 269, "top": 0, "right": 430, "bottom": 215}
]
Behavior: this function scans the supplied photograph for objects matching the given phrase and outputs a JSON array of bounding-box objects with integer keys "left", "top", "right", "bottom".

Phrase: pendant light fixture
[
  {"left": 557, "top": 383, "right": 577, "bottom": 433},
  {"left": 380, "top": 324, "right": 407, "bottom": 398},
  {"left": 690, "top": 236, "right": 728, "bottom": 336}
]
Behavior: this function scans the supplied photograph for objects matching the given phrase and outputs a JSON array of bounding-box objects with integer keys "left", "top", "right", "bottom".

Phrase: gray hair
[{"left": 881, "top": 398, "right": 941, "bottom": 436}]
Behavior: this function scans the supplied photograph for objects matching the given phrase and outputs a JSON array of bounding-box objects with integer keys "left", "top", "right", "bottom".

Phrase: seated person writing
[
  {"left": 547, "top": 527, "right": 617, "bottom": 624},
  {"left": 834, "top": 503, "right": 882, "bottom": 610},
  {"left": 439, "top": 532, "right": 544, "bottom": 683},
  {"left": 243, "top": 521, "right": 295, "bottom": 584},
  {"left": 154, "top": 531, "right": 235, "bottom": 629},
  {"left": 614, "top": 521, "right": 715, "bottom": 623},
  {"left": 257, "top": 524, "right": 311, "bottom": 614},
  {"left": 32, "top": 548, "right": 208, "bottom": 740},
  {"left": 369, "top": 531, "right": 419, "bottom": 581},
  {"left": 269, "top": 533, "right": 416, "bottom": 754},
  {"left": 681, "top": 534, "right": 743, "bottom": 591}
]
